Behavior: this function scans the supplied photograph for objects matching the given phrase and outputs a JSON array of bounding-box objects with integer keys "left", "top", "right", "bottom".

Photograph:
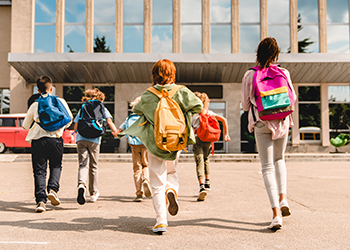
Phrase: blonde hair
[
  {"left": 81, "top": 88, "right": 105, "bottom": 102},
  {"left": 152, "top": 59, "right": 176, "bottom": 86},
  {"left": 129, "top": 96, "right": 141, "bottom": 108},
  {"left": 194, "top": 91, "right": 209, "bottom": 110}
]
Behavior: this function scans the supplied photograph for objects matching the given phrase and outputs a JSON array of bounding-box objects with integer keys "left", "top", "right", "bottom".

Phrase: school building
[{"left": 1, "top": 0, "right": 350, "bottom": 153}]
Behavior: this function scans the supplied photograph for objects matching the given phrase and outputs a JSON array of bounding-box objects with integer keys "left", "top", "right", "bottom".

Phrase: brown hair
[
  {"left": 194, "top": 91, "right": 209, "bottom": 110},
  {"left": 256, "top": 37, "right": 279, "bottom": 68},
  {"left": 81, "top": 88, "right": 105, "bottom": 102},
  {"left": 152, "top": 59, "right": 176, "bottom": 86},
  {"left": 36, "top": 75, "right": 53, "bottom": 93}
]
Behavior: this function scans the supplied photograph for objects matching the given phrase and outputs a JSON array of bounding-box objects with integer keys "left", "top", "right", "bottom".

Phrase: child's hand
[
  {"left": 224, "top": 134, "right": 231, "bottom": 142},
  {"left": 112, "top": 130, "right": 119, "bottom": 138}
]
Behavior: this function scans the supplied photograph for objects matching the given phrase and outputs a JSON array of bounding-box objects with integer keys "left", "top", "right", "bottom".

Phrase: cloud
[
  {"left": 35, "top": 0, "right": 56, "bottom": 23},
  {"left": 35, "top": 49, "right": 46, "bottom": 53},
  {"left": 210, "top": 25, "right": 231, "bottom": 53},
  {"left": 297, "top": 0, "right": 318, "bottom": 23},
  {"left": 267, "top": 0, "right": 289, "bottom": 23},
  {"left": 94, "top": 0, "right": 116, "bottom": 23},
  {"left": 65, "top": 25, "right": 86, "bottom": 36},
  {"left": 65, "top": 0, "right": 86, "bottom": 23},
  {"left": 326, "top": 0, "right": 349, "bottom": 23},
  {"left": 210, "top": 0, "right": 231, "bottom": 23},
  {"left": 152, "top": 34, "right": 172, "bottom": 53},
  {"left": 181, "top": 0, "right": 202, "bottom": 23},
  {"left": 181, "top": 25, "right": 202, "bottom": 53},
  {"left": 123, "top": 0, "right": 144, "bottom": 23},
  {"left": 152, "top": 0, "right": 172, "bottom": 23},
  {"left": 239, "top": 0, "right": 259, "bottom": 23}
]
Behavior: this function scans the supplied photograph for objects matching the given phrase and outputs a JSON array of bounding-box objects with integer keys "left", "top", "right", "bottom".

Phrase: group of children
[{"left": 23, "top": 37, "right": 293, "bottom": 233}]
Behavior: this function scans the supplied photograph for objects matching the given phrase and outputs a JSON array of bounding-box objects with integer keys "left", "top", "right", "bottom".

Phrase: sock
[{"left": 205, "top": 179, "right": 210, "bottom": 185}]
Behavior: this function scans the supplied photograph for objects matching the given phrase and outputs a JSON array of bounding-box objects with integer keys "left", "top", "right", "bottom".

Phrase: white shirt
[
  {"left": 192, "top": 110, "right": 216, "bottom": 130},
  {"left": 22, "top": 94, "right": 73, "bottom": 143}
]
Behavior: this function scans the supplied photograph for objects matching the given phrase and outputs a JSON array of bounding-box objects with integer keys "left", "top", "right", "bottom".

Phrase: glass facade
[
  {"left": 0, "top": 89, "right": 10, "bottom": 114},
  {"left": 152, "top": 0, "right": 172, "bottom": 53},
  {"left": 239, "top": 0, "right": 260, "bottom": 53},
  {"left": 65, "top": 0, "right": 86, "bottom": 53},
  {"left": 123, "top": 0, "right": 144, "bottom": 53},
  {"left": 94, "top": 0, "right": 115, "bottom": 52},
  {"left": 181, "top": 0, "right": 202, "bottom": 53}
]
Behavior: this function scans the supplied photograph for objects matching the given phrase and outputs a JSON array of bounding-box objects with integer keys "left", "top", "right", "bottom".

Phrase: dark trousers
[{"left": 31, "top": 137, "right": 63, "bottom": 203}]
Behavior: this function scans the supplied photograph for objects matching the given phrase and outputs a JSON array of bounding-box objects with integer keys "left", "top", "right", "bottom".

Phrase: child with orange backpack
[
  {"left": 118, "top": 59, "right": 202, "bottom": 234},
  {"left": 192, "top": 92, "right": 230, "bottom": 201}
]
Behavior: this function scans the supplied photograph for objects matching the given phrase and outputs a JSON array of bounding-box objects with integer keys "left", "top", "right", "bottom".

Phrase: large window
[
  {"left": 34, "top": 0, "right": 56, "bottom": 53},
  {"left": 94, "top": 0, "right": 115, "bottom": 52},
  {"left": 268, "top": 0, "right": 290, "bottom": 53},
  {"left": 123, "top": 0, "right": 144, "bottom": 53},
  {"left": 181, "top": 0, "right": 202, "bottom": 53},
  {"left": 0, "top": 89, "right": 10, "bottom": 114},
  {"left": 298, "top": 86, "right": 321, "bottom": 141},
  {"left": 63, "top": 86, "right": 85, "bottom": 118},
  {"left": 239, "top": 0, "right": 260, "bottom": 53},
  {"left": 210, "top": 0, "right": 231, "bottom": 54},
  {"left": 297, "top": 0, "right": 319, "bottom": 53},
  {"left": 329, "top": 86, "right": 350, "bottom": 139},
  {"left": 65, "top": 0, "right": 86, "bottom": 52},
  {"left": 152, "top": 0, "right": 172, "bottom": 53},
  {"left": 327, "top": 0, "right": 349, "bottom": 53}
]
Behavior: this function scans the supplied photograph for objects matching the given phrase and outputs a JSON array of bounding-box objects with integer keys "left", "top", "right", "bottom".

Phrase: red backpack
[{"left": 196, "top": 113, "right": 221, "bottom": 142}]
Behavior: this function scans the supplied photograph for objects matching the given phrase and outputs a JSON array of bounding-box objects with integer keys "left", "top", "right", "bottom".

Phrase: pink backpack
[{"left": 251, "top": 64, "right": 294, "bottom": 120}]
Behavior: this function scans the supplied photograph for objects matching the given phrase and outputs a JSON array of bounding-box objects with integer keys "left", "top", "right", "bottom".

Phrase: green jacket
[{"left": 118, "top": 84, "right": 203, "bottom": 160}]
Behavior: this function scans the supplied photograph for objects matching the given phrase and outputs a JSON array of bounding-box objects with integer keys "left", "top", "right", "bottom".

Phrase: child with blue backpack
[
  {"left": 74, "top": 88, "right": 118, "bottom": 205},
  {"left": 116, "top": 96, "right": 152, "bottom": 202},
  {"left": 23, "top": 76, "right": 73, "bottom": 213}
]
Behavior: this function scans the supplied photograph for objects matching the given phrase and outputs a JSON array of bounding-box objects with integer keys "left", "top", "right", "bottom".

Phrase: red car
[{"left": 0, "top": 113, "right": 76, "bottom": 153}]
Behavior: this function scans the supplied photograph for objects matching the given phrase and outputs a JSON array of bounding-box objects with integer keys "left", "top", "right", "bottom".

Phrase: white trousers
[
  {"left": 254, "top": 122, "right": 288, "bottom": 209},
  {"left": 148, "top": 152, "right": 180, "bottom": 226}
]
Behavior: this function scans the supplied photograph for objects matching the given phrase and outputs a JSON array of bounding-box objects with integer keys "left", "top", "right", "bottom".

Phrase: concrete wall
[
  {"left": 9, "top": 0, "right": 34, "bottom": 113},
  {"left": 0, "top": 6, "right": 11, "bottom": 89}
]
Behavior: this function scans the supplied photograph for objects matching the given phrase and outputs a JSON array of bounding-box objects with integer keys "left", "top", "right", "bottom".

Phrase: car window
[
  {"left": 18, "top": 118, "right": 24, "bottom": 127},
  {"left": 0, "top": 118, "right": 17, "bottom": 127}
]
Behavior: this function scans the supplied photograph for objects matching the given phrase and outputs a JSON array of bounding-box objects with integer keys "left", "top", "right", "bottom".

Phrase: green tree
[
  {"left": 94, "top": 35, "right": 111, "bottom": 53},
  {"left": 288, "top": 14, "right": 315, "bottom": 53}
]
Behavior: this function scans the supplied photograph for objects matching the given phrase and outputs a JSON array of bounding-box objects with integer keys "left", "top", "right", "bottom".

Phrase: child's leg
[
  {"left": 193, "top": 141, "right": 205, "bottom": 184},
  {"left": 203, "top": 142, "right": 211, "bottom": 181},
  {"left": 165, "top": 151, "right": 180, "bottom": 195},
  {"left": 88, "top": 142, "right": 100, "bottom": 195},
  {"left": 132, "top": 146, "right": 143, "bottom": 196},
  {"left": 47, "top": 137, "right": 63, "bottom": 194},
  {"left": 31, "top": 138, "right": 49, "bottom": 204},
  {"left": 148, "top": 152, "right": 168, "bottom": 226},
  {"left": 141, "top": 146, "right": 149, "bottom": 181},
  {"left": 77, "top": 140, "right": 89, "bottom": 187}
]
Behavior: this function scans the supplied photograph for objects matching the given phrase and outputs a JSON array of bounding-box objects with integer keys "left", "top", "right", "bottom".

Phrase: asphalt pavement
[{"left": 0, "top": 155, "right": 349, "bottom": 249}]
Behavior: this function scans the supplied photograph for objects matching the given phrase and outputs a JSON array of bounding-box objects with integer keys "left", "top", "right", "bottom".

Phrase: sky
[{"left": 34, "top": 0, "right": 350, "bottom": 54}]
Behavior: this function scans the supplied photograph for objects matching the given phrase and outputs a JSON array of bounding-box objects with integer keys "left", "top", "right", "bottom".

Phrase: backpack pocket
[{"left": 260, "top": 87, "right": 290, "bottom": 110}]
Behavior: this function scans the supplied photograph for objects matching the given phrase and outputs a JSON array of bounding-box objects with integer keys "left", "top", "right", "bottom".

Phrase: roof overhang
[{"left": 8, "top": 53, "right": 350, "bottom": 84}]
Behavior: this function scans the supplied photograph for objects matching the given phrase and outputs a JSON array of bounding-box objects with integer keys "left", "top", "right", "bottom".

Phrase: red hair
[{"left": 152, "top": 59, "right": 176, "bottom": 86}]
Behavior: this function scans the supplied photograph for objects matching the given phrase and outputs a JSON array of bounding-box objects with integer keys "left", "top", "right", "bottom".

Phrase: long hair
[
  {"left": 256, "top": 37, "right": 279, "bottom": 68},
  {"left": 194, "top": 91, "right": 209, "bottom": 110},
  {"left": 81, "top": 88, "right": 105, "bottom": 102},
  {"left": 152, "top": 59, "right": 176, "bottom": 86}
]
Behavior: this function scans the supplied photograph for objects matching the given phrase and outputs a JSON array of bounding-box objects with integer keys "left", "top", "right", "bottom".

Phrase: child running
[
  {"left": 74, "top": 88, "right": 118, "bottom": 205},
  {"left": 192, "top": 92, "right": 230, "bottom": 201},
  {"left": 118, "top": 59, "right": 203, "bottom": 234},
  {"left": 116, "top": 96, "right": 152, "bottom": 202}
]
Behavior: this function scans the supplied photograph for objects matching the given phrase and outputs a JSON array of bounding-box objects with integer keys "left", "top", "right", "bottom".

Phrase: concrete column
[
  {"left": 291, "top": 83, "right": 300, "bottom": 146},
  {"left": 321, "top": 84, "right": 330, "bottom": 146},
  {"left": 173, "top": 0, "right": 180, "bottom": 53},
  {"left": 260, "top": 0, "right": 268, "bottom": 40},
  {"left": 55, "top": 84, "right": 63, "bottom": 98},
  {"left": 115, "top": 0, "right": 123, "bottom": 53},
  {"left": 202, "top": 0, "right": 210, "bottom": 53},
  {"left": 86, "top": 0, "right": 94, "bottom": 53},
  {"left": 290, "top": 0, "right": 298, "bottom": 53},
  {"left": 144, "top": 0, "right": 152, "bottom": 53},
  {"left": 231, "top": 0, "right": 239, "bottom": 53},
  {"left": 56, "top": 0, "right": 65, "bottom": 53},
  {"left": 319, "top": 0, "right": 327, "bottom": 53}
]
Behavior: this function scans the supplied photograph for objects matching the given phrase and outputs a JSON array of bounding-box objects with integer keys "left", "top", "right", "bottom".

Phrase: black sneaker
[
  {"left": 77, "top": 184, "right": 86, "bottom": 205},
  {"left": 204, "top": 183, "right": 211, "bottom": 191},
  {"left": 35, "top": 201, "right": 46, "bottom": 213},
  {"left": 197, "top": 188, "right": 207, "bottom": 201}
]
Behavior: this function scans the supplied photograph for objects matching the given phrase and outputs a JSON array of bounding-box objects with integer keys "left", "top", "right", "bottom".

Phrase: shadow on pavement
[{"left": 0, "top": 200, "right": 78, "bottom": 214}]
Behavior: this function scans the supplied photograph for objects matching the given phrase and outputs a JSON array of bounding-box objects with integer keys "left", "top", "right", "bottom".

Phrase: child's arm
[
  {"left": 106, "top": 117, "right": 118, "bottom": 137},
  {"left": 215, "top": 114, "right": 231, "bottom": 142}
]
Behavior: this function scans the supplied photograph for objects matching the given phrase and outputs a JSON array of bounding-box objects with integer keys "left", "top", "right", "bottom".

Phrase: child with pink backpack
[{"left": 241, "top": 37, "right": 296, "bottom": 230}]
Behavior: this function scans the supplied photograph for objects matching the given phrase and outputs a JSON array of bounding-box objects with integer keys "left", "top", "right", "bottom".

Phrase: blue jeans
[{"left": 31, "top": 137, "right": 63, "bottom": 203}]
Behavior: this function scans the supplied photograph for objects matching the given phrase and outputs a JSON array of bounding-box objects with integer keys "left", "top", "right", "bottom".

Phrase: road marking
[{"left": 0, "top": 241, "right": 48, "bottom": 245}]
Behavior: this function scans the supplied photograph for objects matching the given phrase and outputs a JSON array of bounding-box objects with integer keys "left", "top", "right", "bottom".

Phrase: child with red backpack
[
  {"left": 192, "top": 92, "right": 230, "bottom": 201},
  {"left": 241, "top": 37, "right": 296, "bottom": 230},
  {"left": 74, "top": 88, "right": 118, "bottom": 205}
]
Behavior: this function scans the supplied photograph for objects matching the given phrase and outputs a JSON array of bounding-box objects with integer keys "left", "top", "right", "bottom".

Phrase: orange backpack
[
  {"left": 196, "top": 113, "right": 221, "bottom": 142},
  {"left": 147, "top": 85, "right": 188, "bottom": 152}
]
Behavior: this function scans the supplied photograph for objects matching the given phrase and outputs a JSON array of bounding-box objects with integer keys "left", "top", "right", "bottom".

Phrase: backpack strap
[
  {"left": 168, "top": 85, "right": 184, "bottom": 98},
  {"left": 147, "top": 87, "right": 162, "bottom": 98}
]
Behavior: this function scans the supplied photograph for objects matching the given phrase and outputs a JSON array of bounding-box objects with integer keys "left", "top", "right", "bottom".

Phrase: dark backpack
[
  {"left": 77, "top": 100, "right": 107, "bottom": 138},
  {"left": 36, "top": 93, "right": 71, "bottom": 132}
]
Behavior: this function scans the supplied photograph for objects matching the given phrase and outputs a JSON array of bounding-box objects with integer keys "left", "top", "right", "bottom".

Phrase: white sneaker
[
  {"left": 90, "top": 190, "right": 100, "bottom": 203},
  {"left": 280, "top": 199, "right": 291, "bottom": 217},
  {"left": 268, "top": 216, "right": 283, "bottom": 230},
  {"left": 142, "top": 179, "right": 152, "bottom": 198}
]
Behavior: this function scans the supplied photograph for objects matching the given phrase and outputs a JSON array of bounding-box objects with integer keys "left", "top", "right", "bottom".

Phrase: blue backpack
[
  {"left": 37, "top": 93, "right": 71, "bottom": 132},
  {"left": 77, "top": 100, "right": 107, "bottom": 139},
  {"left": 126, "top": 113, "right": 143, "bottom": 146}
]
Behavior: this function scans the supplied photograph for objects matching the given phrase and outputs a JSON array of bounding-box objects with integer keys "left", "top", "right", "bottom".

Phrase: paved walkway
[{"left": 0, "top": 160, "right": 349, "bottom": 249}]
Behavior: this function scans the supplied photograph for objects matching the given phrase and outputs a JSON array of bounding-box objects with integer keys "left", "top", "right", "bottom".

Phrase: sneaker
[
  {"left": 35, "top": 201, "right": 46, "bottom": 213},
  {"left": 204, "top": 183, "right": 211, "bottom": 191},
  {"left": 90, "top": 190, "right": 100, "bottom": 203},
  {"left": 268, "top": 216, "right": 283, "bottom": 230},
  {"left": 47, "top": 189, "right": 60, "bottom": 206},
  {"left": 77, "top": 184, "right": 86, "bottom": 205},
  {"left": 142, "top": 179, "right": 152, "bottom": 198},
  {"left": 152, "top": 224, "right": 167, "bottom": 235},
  {"left": 134, "top": 194, "right": 143, "bottom": 202},
  {"left": 166, "top": 189, "right": 179, "bottom": 216},
  {"left": 197, "top": 188, "right": 207, "bottom": 202},
  {"left": 280, "top": 200, "right": 291, "bottom": 217}
]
